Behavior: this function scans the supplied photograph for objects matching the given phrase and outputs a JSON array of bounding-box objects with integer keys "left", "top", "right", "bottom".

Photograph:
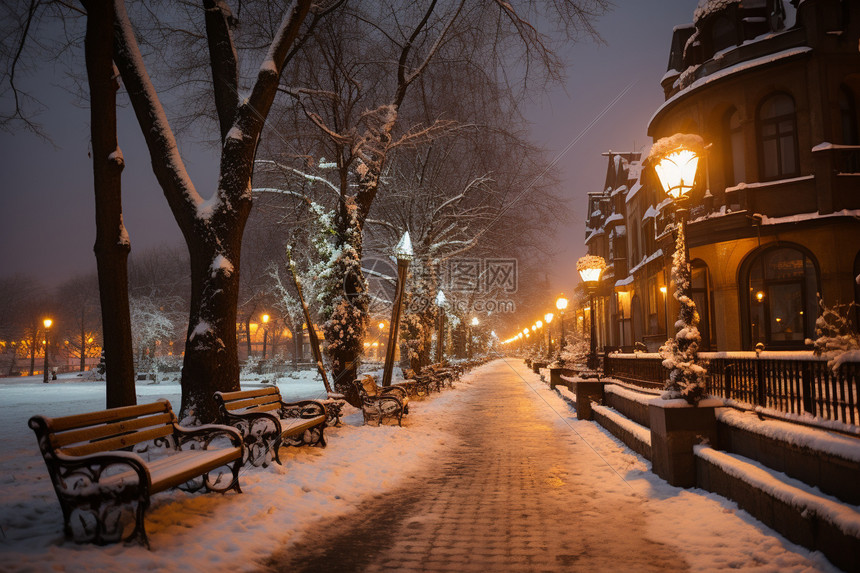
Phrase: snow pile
[
  {"left": 695, "top": 446, "right": 860, "bottom": 537},
  {"left": 717, "top": 408, "right": 860, "bottom": 463},
  {"left": 591, "top": 403, "right": 652, "bottom": 446}
]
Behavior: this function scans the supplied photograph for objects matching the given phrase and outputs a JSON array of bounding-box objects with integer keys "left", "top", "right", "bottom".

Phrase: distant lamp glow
[
  {"left": 471, "top": 317, "right": 479, "bottom": 326},
  {"left": 536, "top": 320, "right": 542, "bottom": 329},
  {"left": 261, "top": 314, "right": 270, "bottom": 324},
  {"left": 523, "top": 328, "right": 529, "bottom": 336},
  {"left": 756, "top": 291, "right": 765, "bottom": 302},
  {"left": 544, "top": 313, "right": 553, "bottom": 324},
  {"left": 655, "top": 149, "right": 699, "bottom": 200},
  {"left": 379, "top": 322, "right": 385, "bottom": 330},
  {"left": 659, "top": 286, "right": 667, "bottom": 294},
  {"left": 43, "top": 318, "right": 53, "bottom": 329},
  {"left": 556, "top": 297, "right": 568, "bottom": 311}
]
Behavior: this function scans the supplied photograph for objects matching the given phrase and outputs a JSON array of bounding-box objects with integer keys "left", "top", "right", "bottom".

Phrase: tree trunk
[
  {"left": 29, "top": 330, "right": 35, "bottom": 376},
  {"left": 79, "top": 308, "right": 86, "bottom": 372},
  {"left": 178, "top": 232, "right": 244, "bottom": 423},
  {"left": 244, "top": 314, "right": 252, "bottom": 361},
  {"left": 86, "top": 0, "right": 136, "bottom": 408}
]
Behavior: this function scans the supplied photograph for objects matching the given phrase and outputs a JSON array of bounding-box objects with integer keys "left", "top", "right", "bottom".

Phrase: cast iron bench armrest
[{"left": 214, "top": 388, "right": 328, "bottom": 467}]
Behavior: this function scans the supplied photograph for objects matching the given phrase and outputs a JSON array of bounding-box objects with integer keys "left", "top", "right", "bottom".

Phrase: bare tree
[
  {"left": 56, "top": 273, "right": 102, "bottom": 372},
  {"left": 251, "top": 0, "right": 605, "bottom": 397},
  {"left": 106, "top": 0, "right": 334, "bottom": 422}
]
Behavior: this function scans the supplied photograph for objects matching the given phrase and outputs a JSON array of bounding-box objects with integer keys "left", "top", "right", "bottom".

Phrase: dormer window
[{"left": 711, "top": 15, "right": 737, "bottom": 54}]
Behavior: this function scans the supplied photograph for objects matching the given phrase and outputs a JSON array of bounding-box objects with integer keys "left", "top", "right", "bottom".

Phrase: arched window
[
  {"left": 839, "top": 85, "right": 859, "bottom": 145},
  {"left": 723, "top": 108, "right": 744, "bottom": 186},
  {"left": 758, "top": 93, "right": 799, "bottom": 180},
  {"left": 691, "top": 260, "right": 715, "bottom": 350},
  {"left": 743, "top": 246, "right": 818, "bottom": 349}
]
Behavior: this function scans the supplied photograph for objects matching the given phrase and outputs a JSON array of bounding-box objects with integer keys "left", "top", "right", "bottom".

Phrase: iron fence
[{"left": 603, "top": 351, "right": 859, "bottom": 426}]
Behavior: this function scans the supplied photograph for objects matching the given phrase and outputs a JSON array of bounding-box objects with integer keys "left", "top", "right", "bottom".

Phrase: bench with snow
[
  {"left": 214, "top": 386, "right": 330, "bottom": 467},
  {"left": 28, "top": 399, "right": 243, "bottom": 547},
  {"left": 354, "top": 375, "right": 409, "bottom": 426}
]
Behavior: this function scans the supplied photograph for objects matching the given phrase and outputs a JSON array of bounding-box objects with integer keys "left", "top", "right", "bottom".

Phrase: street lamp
[
  {"left": 544, "top": 313, "right": 554, "bottom": 358},
  {"left": 660, "top": 286, "right": 669, "bottom": 335},
  {"left": 382, "top": 231, "right": 413, "bottom": 387},
  {"left": 468, "top": 316, "right": 479, "bottom": 358},
  {"left": 435, "top": 291, "right": 447, "bottom": 363},
  {"left": 556, "top": 296, "right": 568, "bottom": 351},
  {"left": 578, "top": 255, "right": 606, "bottom": 371},
  {"left": 652, "top": 134, "right": 705, "bottom": 403},
  {"left": 261, "top": 314, "right": 270, "bottom": 360},
  {"left": 42, "top": 318, "right": 52, "bottom": 383}
]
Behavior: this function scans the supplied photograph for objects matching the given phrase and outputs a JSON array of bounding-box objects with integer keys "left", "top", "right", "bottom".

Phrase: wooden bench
[
  {"left": 28, "top": 399, "right": 243, "bottom": 547},
  {"left": 354, "top": 376, "right": 409, "bottom": 426},
  {"left": 214, "top": 386, "right": 329, "bottom": 467}
]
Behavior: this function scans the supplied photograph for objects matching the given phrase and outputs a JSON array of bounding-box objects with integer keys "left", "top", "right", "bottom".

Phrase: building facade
[{"left": 584, "top": 0, "right": 860, "bottom": 352}]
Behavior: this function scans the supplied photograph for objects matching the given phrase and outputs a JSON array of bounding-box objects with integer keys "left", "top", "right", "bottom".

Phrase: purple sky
[{"left": 0, "top": 1, "right": 695, "bottom": 293}]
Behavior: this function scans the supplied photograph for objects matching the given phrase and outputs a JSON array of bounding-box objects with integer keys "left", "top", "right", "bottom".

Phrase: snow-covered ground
[{"left": 0, "top": 359, "right": 847, "bottom": 572}]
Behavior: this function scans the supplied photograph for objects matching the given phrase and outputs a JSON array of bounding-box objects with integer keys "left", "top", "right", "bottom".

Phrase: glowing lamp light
[
  {"left": 544, "top": 313, "right": 553, "bottom": 324},
  {"left": 756, "top": 291, "right": 765, "bottom": 302},
  {"left": 536, "top": 320, "right": 542, "bottom": 329},
  {"left": 43, "top": 318, "right": 53, "bottom": 329},
  {"left": 522, "top": 328, "right": 529, "bottom": 336},
  {"left": 394, "top": 231, "right": 414, "bottom": 261},
  {"left": 577, "top": 255, "right": 607, "bottom": 285},
  {"left": 556, "top": 297, "right": 568, "bottom": 311},
  {"left": 660, "top": 286, "right": 667, "bottom": 294},
  {"left": 531, "top": 325, "right": 536, "bottom": 332},
  {"left": 261, "top": 314, "right": 270, "bottom": 324},
  {"left": 655, "top": 149, "right": 699, "bottom": 200},
  {"left": 471, "top": 317, "right": 479, "bottom": 326},
  {"left": 379, "top": 322, "right": 385, "bottom": 330}
]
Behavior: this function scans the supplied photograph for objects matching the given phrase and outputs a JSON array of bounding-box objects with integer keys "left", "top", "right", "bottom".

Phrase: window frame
[{"left": 757, "top": 92, "right": 800, "bottom": 181}]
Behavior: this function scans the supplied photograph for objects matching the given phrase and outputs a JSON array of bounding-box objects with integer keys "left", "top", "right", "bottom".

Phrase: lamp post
[
  {"left": 544, "top": 313, "right": 554, "bottom": 358},
  {"left": 42, "top": 318, "right": 52, "bottom": 383},
  {"left": 468, "top": 316, "right": 479, "bottom": 358},
  {"left": 660, "top": 286, "right": 669, "bottom": 335},
  {"left": 435, "top": 291, "right": 446, "bottom": 363},
  {"left": 555, "top": 296, "right": 568, "bottom": 352},
  {"left": 652, "top": 135, "right": 705, "bottom": 403},
  {"left": 261, "top": 314, "right": 270, "bottom": 360},
  {"left": 535, "top": 320, "right": 543, "bottom": 355},
  {"left": 382, "top": 232, "right": 413, "bottom": 387},
  {"left": 577, "top": 255, "right": 606, "bottom": 371}
]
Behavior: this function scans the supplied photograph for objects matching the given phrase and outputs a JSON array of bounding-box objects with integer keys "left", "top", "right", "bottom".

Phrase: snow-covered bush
[
  {"left": 806, "top": 298, "right": 859, "bottom": 372},
  {"left": 551, "top": 335, "right": 589, "bottom": 368},
  {"left": 241, "top": 355, "right": 261, "bottom": 378}
]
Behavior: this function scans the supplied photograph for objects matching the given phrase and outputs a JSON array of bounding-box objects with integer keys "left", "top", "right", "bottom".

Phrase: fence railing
[{"left": 603, "top": 351, "right": 859, "bottom": 426}]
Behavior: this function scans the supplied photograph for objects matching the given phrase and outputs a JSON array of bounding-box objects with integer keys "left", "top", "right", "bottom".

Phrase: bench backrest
[
  {"left": 215, "top": 386, "right": 282, "bottom": 414},
  {"left": 358, "top": 376, "right": 379, "bottom": 397},
  {"left": 29, "top": 399, "right": 177, "bottom": 459}
]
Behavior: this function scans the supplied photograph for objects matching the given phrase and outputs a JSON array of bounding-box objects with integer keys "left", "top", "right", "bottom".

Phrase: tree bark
[{"left": 85, "top": 0, "right": 136, "bottom": 408}]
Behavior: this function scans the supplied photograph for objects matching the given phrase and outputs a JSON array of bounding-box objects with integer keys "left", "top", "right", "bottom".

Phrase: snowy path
[
  {"left": 258, "top": 358, "right": 769, "bottom": 572},
  {"left": 0, "top": 360, "right": 841, "bottom": 572}
]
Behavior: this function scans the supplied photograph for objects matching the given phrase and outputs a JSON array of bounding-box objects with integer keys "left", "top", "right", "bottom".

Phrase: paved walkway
[{"left": 261, "top": 358, "right": 689, "bottom": 572}]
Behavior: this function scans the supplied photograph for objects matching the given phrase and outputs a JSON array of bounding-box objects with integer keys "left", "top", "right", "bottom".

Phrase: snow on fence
[{"left": 603, "top": 351, "right": 859, "bottom": 426}]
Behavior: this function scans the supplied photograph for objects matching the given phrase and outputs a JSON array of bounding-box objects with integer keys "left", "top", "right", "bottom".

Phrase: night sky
[{"left": 0, "top": 1, "right": 695, "bottom": 293}]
